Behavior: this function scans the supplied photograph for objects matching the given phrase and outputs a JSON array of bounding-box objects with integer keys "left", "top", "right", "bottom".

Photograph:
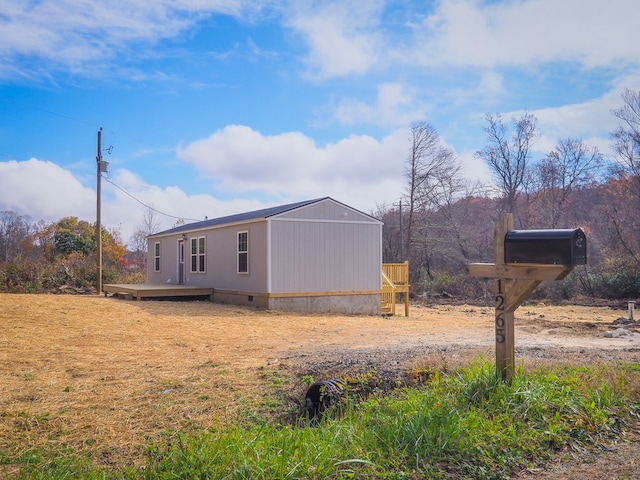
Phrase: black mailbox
[{"left": 504, "top": 228, "right": 587, "bottom": 265}]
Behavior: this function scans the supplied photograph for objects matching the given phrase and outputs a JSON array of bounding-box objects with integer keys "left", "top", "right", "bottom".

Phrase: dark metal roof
[{"left": 150, "top": 197, "right": 330, "bottom": 237}]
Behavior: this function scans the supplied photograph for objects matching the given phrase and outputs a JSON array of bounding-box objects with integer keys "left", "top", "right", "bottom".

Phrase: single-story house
[{"left": 146, "top": 197, "right": 383, "bottom": 314}]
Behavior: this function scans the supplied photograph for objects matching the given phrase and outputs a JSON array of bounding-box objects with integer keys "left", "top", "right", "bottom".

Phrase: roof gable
[
  {"left": 150, "top": 197, "right": 330, "bottom": 237},
  {"left": 150, "top": 197, "right": 381, "bottom": 238},
  {"left": 271, "top": 197, "right": 381, "bottom": 224}
]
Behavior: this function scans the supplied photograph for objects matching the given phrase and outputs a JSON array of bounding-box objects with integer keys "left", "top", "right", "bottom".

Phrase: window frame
[
  {"left": 153, "top": 242, "right": 161, "bottom": 272},
  {"left": 190, "top": 235, "right": 206, "bottom": 273},
  {"left": 237, "top": 230, "right": 249, "bottom": 274}
]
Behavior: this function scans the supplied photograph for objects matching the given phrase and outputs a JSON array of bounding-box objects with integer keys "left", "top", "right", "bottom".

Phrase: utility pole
[
  {"left": 398, "top": 199, "right": 403, "bottom": 261},
  {"left": 96, "top": 128, "right": 103, "bottom": 295},
  {"left": 392, "top": 199, "right": 404, "bottom": 261}
]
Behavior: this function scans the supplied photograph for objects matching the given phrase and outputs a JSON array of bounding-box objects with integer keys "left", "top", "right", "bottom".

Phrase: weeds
[{"left": 9, "top": 360, "right": 640, "bottom": 479}]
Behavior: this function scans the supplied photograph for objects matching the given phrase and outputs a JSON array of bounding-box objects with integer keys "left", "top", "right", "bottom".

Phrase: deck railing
[
  {"left": 381, "top": 270, "right": 397, "bottom": 315},
  {"left": 382, "top": 261, "right": 410, "bottom": 316}
]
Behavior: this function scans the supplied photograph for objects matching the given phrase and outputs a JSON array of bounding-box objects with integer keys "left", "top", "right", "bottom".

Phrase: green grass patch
[{"left": 9, "top": 361, "right": 640, "bottom": 479}]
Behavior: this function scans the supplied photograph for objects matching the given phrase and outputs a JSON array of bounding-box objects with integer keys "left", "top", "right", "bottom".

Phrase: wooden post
[
  {"left": 468, "top": 214, "right": 574, "bottom": 383},
  {"left": 403, "top": 260, "right": 410, "bottom": 317},
  {"left": 494, "top": 214, "right": 514, "bottom": 383}
]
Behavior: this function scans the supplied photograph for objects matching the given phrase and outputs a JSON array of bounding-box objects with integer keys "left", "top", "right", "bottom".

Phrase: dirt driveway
[{"left": 1, "top": 294, "right": 639, "bottom": 477}]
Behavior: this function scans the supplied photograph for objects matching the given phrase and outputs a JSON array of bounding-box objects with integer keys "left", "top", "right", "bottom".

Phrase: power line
[
  {"left": 2, "top": 148, "right": 203, "bottom": 224},
  {"left": 0, "top": 98, "right": 101, "bottom": 129},
  {"left": 0, "top": 152, "right": 33, "bottom": 161},
  {"left": 2, "top": 100, "right": 206, "bottom": 225},
  {"left": 101, "top": 176, "right": 201, "bottom": 222},
  {"left": 1, "top": 97, "right": 163, "bottom": 162}
]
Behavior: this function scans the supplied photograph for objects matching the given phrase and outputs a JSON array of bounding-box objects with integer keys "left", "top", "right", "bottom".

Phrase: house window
[
  {"left": 190, "top": 236, "right": 206, "bottom": 273},
  {"left": 154, "top": 242, "right": 161, "bottom": 272},
  {"left": 237, "top": 231, "right": 248, "bottom": 274}
]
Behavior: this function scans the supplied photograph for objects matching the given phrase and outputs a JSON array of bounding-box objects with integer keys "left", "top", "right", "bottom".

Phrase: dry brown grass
[
  {"left": 0, "top": 295, "right": 299, "bottom": 466},
  {"left": 2, "top": 294, "right": 466, "bottom": 467},
  {"left": 1, "top": 293, "right": 638, "bottom": 474}
]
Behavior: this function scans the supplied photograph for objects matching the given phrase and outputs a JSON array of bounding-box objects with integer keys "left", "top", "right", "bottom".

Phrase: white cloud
[
  {"left": 0, "top": 158, "right": 264, "bottom": 246},
  {"left": 281, "top": 0, "right": 640, "bottom": 81},
  {"left": 532, "top": 97, "right": 619, "bottom": 154},
  {"left": 100, "top": 169, "right": 265, "bottom": 242},
  {"left": 334, "top": 82, "right": 429, "bottom": 128},
  {"left": 509, "top": 72, "right": 640, "bottom": 155},
  {"left": 284, "top": 0, "right": 385, "bottom": 79},
  {"left": 0, "top": 0, "right": 259, "bottom": 79},
  {"left": 410, "top": 0, "right": 640, "bottom": 68},
  {"left": 5, "top": 0, "right": 638, "bottom": 85},
  {"left": 476, "top": 71, "right": 505, "bottom": 100},
  {"left": 458, "top": 150, "right": 493, "bottom": 185},
  {"left": 177, "top": 124, "right": 408, "bottom": 211},
  {"left": 0, "top": 159, "right": 95, "bottom": 219},
  {"left": 0, "top": 125, "right": 411, "bottom": 247},
  {"left": 4, "top": 0, "right": 639, "bottom": 85}
]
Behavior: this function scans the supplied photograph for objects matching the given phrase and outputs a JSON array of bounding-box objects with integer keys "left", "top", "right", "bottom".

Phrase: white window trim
[
  {"left": 154, "top": 242, "right": 161, "bottom": 272},
  {"left": 190, "top": 236, "right": 206, "bottom": 273},
  {"left": 237, "top": 230, "right": 249, "bottom": 274}
]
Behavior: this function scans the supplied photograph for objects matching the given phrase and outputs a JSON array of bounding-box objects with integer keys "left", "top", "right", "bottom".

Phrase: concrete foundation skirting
[
  {"left": 213, "top": 290, "right": 381, "bottom": 315},
  {"left": 213, "top": 291, "right": 270, "bottom": 309},
  {"left": 268, "top": 294, "right": 381, "bottom": 315}
]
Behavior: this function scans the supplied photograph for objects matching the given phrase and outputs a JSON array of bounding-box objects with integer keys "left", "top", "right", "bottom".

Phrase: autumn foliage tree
[{"left": 0, "top": 213, "right": 130, "bottom": 293}]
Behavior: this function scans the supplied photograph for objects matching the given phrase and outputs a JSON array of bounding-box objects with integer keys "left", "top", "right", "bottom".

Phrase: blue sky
[{"left": 1, "top": 0, "right": 638, "bottom": 245}]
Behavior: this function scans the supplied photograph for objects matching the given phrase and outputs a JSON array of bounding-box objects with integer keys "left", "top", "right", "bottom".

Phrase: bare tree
[
  {"left": 372, "top": 202, "right": 404, "bottom": 263},
  {"left": 404, "top": 121, "right": 460, "bottom": 279},
  {"left": 0, "top": 211, "right": 32, "bottom": 262},
  {"left": 608, "top": 89, "right": 640, "bottom": 266},
  {"left": 130, "top": 206, "right": 161, "bottom": 267},
  {"left": 612, "top": 89, "right": 640, "bottom": 196},
  {"left": 431, "top": 178, "right": 484, "bottom": 262},
  {"left": 532, "top": 138, "right": 605, "bottom": 228},
  {"left": 475, "top": 112, "right": 537, "bottom": 224}
]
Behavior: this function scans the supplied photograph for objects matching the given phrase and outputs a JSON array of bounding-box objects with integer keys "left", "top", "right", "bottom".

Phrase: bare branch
[{"left": 475, "top": 112, "right": 538, "bottom": 218}]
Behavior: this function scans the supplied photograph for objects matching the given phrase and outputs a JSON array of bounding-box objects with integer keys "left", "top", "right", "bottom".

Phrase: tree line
[
  {"left": 377, "top": 89, "right": 640, "bottom": 301},
  {"left": 0, "top": 214, "right": 144, "bottom": 293},
  {"left": 1, "top": 90, "right": 639, "bottom": 300}
]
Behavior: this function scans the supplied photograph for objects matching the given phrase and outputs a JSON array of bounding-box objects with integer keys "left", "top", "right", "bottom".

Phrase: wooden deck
[
  {"left": 103, "top": 284, "right": 213, "bottom": 301},
  {"left": 382, "top": 261, "right": 410, "bottom": 316},
  {"left": 106, "top": 266, "right": 408, "bottom": 314}
]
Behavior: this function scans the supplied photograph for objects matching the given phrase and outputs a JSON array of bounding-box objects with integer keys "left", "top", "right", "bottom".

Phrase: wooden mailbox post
[{"left": 469, "top": 214, "right": 586, "bottom": 383}]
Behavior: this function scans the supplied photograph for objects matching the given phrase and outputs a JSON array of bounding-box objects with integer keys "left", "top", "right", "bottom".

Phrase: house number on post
[{"left": 495, "top": 279, "right": 505, "bottom": 344}]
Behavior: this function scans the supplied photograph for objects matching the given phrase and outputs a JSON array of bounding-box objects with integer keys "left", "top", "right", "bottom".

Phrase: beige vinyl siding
[
  {"left": 147, "top": 237, "right": 179, "bottom": 284},
  {"left": 146, "top": 198, "right": 382, "bottom": 303},
  {"left": 276, "top": 198, "right": 374, "bottom": 223},
  {"left": 147, "top": 222, "right": 270, "bottom": 292},
  {"left": 269, "top": 218, "right": 381, "bottom": 293},
  {"left": 182, "top": 222, "right": 268, "bottom": 292}
]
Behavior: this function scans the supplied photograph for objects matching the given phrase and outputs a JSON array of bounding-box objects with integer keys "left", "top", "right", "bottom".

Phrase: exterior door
[{"left": 178, "top": 239, "right": 185, "bottom": 284}]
